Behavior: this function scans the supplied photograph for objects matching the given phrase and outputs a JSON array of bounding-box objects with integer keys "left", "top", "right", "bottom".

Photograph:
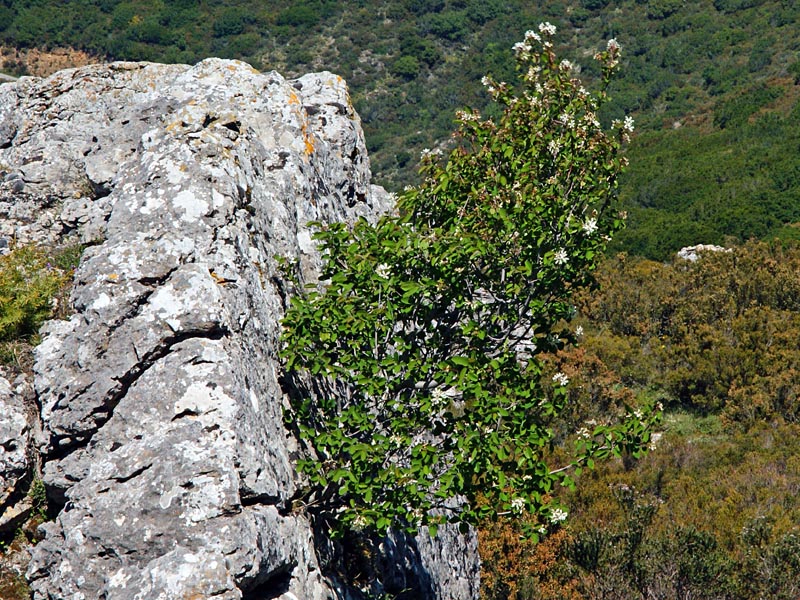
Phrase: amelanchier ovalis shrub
[{"left": 281, "top": 25, "right": 660, "bottom": 539}]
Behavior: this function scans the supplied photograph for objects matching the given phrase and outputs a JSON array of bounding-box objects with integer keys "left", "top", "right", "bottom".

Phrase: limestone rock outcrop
[
  {"left": 0, "top": 60, "right": 479, "bottom": 599},
  {"left": 0, "top": 375, "right": 34, "bottom": 534}
]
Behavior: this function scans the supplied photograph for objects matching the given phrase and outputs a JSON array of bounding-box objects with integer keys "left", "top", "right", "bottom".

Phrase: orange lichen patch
[
  {"left": 209, "top": 270, "right": 235, "bottom": 286},
  {"left": 303, "top": 131, "right": 316, "bottom": 155},
  {"left": 287, "top": 90, "right": 301, "bottom": 105},
  {"left": 300, "top": 118, "right": 316, "bottom": 156}
]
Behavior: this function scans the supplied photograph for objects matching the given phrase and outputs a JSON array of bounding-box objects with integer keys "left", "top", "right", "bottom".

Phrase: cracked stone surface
[
  {"left": 0, "top": 374, "right": 33, "bottom": 533},
  {"left": 0, "top": 60, "right": 479, "bottom": 599}
]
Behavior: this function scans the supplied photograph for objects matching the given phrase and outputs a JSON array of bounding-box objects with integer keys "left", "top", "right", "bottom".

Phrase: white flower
[
  {"left": 524, "top": 30, "right": 541, "bottom": 43},
  {"left": 607, "top": 38, "right": 620, "bottom": 51},
  {"left": 552, "top": 372, "right": 569, "bottom": 386},
  {"left": 623, "top": 115, "right": 635, "bottom": 132},
  {"left": 549, "top": 507, "right": 568, "bottom": 523},
  {"left": 634, "top": 409, "right": 644, "bottom": 420},
  {"left": 421, "top": 148, "right": 442, "bottom": 159},
  {"left": 582, "top": 218, "right": 598, "bottom": 235},
  {"left": 584, "top": 112, "right": 600, "bottom": 128},
  {"left": 511, "top": 497, "right": 526, "bottom": 514},
  {"left": 553, "top": 248, "right": 568, "bottom": 265},
  {"left": 559, "top": 112, "right": 575, "bottom": 129},
  {"left": 577, "top": 427, "right": 590, "bottom": 439},
  {"left": 559, "top": 59, "right": 573, "bottom": 71},
  {"left": 351, "top": 514, "right": 369, "bottom": 531},
  {"left": 575, "top": 325, "right": 584, "bottom": 336},
  {"left": 648, "top": 433, "right": 663, "bottom": 451},
  {"left": 538, "top": 21, "right": 557, "bottom": 36},
  {"left": 548, "top": 139, "right": 560, "bottom": 156},
  {"left": 513, "top": 41, "right": 532, "bottom": 56},
  {"left": 481, "top": 75, "right": 491, "bottom": 87}
]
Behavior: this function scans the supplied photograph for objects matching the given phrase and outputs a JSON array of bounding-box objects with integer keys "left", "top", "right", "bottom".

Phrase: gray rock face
[
  {"left": 0, "top": 375, "right": 33, "bottom": 533},
  {"left": 0, "top": 60, "right": 478, "bottom": 599}
]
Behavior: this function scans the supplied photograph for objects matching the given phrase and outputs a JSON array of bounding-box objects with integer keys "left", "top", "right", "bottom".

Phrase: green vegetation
[
  {"left": 480, "top": 240, "right": 800, "bottom": 598},
  {"left": 2, "top": 0, "right": 800, "bottom": 256},
  {"left": 281, "top": 32, "right": 658, "bottom": 538},
  {"left": 579, "top": 242, "right": 800, "bottom": 423},
  {"left": 481, "top": 420, "right": 800, "bottom": 599},
  {"left": 3, "top": 1, "right": 800, "bottom": 595},
  {"left": 0, "top": 244, "right": 82, "bottom": 369}
]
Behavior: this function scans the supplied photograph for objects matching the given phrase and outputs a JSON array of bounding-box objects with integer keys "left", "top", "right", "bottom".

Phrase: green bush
[
  {"left": 213, "top": 9, "right": 248, "bottom": 38},
  {"left": 281, "top": 30, "right": 659, "bottom": 537},
  {"left": 0, "top": 244, "right": 81, "bottom": 366},
  {"left": 0, "top": 246, "right": 67, "bottom": 341},
  {"left": 389, "top": 55, "right": 420, "bottom": 80},
  {"left": 647, "top": 0, "right": 684, "bottom": 20},
  {"left": 423, "top": 10, "right": 469, "bottom": 41},
  {"left": 276, "top": 5, "right": 319, "bottom": 27}
]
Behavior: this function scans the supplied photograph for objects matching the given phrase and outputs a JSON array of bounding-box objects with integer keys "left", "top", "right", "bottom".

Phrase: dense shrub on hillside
[
  {"left": 483, "top": 416, "right": 800, "bottom": 599},
  {"left": 573, "top": 241, "right": 800, "bottom": 423}
]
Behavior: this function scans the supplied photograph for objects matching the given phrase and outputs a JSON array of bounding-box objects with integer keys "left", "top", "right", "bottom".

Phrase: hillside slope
[{"left": 2, "top": 1, "right": 799, "bottom": 257}]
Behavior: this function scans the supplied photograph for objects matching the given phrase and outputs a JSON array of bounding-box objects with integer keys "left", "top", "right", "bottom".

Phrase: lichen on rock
[{"left": 0, "top": 59, "right": 477, "bottom": 599}]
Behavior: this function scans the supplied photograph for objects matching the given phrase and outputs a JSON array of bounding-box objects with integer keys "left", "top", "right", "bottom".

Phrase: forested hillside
[
  {"left": 1, "top": 0, "right": 800, "bottom": 256},
  {"left": 3, "top": 2, "right": 800, "bottom": 599}
]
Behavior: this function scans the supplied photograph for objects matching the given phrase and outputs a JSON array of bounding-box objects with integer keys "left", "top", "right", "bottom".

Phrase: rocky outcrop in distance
[{"left": 0, "top": 60, "right": 479, "bottom": 599}]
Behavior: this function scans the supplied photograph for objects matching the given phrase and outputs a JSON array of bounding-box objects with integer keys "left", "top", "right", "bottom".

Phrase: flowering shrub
[{"left": 281, "top": 26, "right": 660, "bottom": 537}]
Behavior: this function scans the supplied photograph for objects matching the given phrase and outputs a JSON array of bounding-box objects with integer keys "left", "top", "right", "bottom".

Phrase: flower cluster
[
  {"left": 538, "top": 21, "right": 557, "bottom": 36},
  {"left": 583, "top": 218, "right": 598, "bottom": 235},
  {"left": 623, "top": 115, "right": 635, "bottom": 132},
  {"left": 420, "top": 147, "right": 443, "bottom": 160},
  {"left": 511, "top": 497, "right": 526, "bottom": 514},
  {"left": 553, "top": 248, "right": 569, "bottom": 266},
  {"left": 549, "top": 507, "right": 568, "bottom": 523}
]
